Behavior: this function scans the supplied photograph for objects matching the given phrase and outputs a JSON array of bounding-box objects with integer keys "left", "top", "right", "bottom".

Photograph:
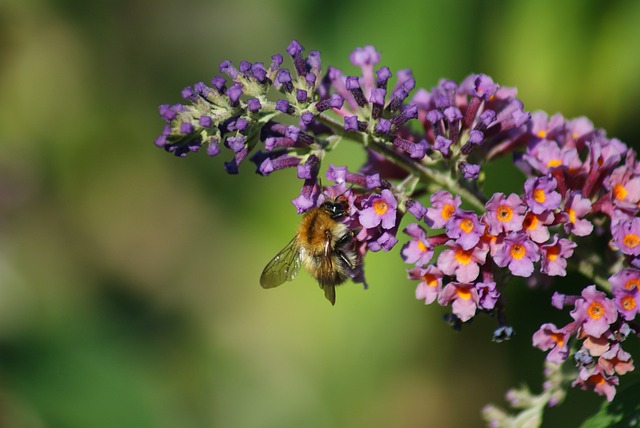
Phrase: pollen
[
  {"left": 587, "top": 301, "right": 605, "bottom": 320},
  {"left": 442, "top": 204, "right": 455, "bottom": 220},
  {"left": 532, "top": 188, "right": 546, "bottom": 203},
  {"left": 568, "top": 208, "right": 577, "bottom": 224},
  {"left": 459, "top": 218, "right": 475, "bottom": 234},
  {"left": 523, "top": 212, "right": 538, "bottom": 230},
  {"left": 546, "top": 245, "right": 560, "bottom": 261},
  {"left": 497, "top": 205, "right": 513, "bottom": 223},
  {"left": 374, "top": 199, "right": 388, "bottom": 215},
  {"left": 456, "top": 287, "right": 472, "bottom": 300},
  {"left": 547, "top": 159, "right": 562, "bottom": 168},
  {"left": 613, "top": 184, "right": 628, "bottom": 201},
  {"left": 536, "top": 130, "right": 547, "bottom": 139},
  {"left": 621, "top": 295, "right": 636, "bottom": 311},
  {"left": 623, "top": 233, "right": 640, "bottom": 249},
  {"left": 624, "top": 279, "right": 640, "bottom": 290},
  {"left": 550, "top": 332, "right": 565, "bottom": 347},
  {"left": 454, "top": 248, "right": 472, "bottom": 265},
  {"left": 417, "top": 240, "right": 428, "bottom": 252},
  {"left": 509, "top": 243, "right": 526, "bottom": 260},
  {"left": 423, "top": 273, "right": 438, "bottom": 288}
]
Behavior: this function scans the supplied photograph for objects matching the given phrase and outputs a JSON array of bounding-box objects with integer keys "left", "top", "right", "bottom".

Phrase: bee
[{"left": 260, "top": 196, "right": 358, "bottom": 305}]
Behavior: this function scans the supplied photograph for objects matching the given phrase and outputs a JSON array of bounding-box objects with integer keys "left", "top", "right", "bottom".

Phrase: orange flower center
[
  {"left": 456, "top": 287, "right": 471, "bottom": 300},
  {"left": 374, "top": 200, "right": 388, "bottom": 215},
  {"left": 625, "top": 279, "right": 640, "bottom": 290},
  {"left": 417, "top": 240, "right": 428, "bottom": 252},
  {"left": 533, "top": 188, "right": 546, "bottom": 203},
  {"left": 497, "top": 205, "right": 513, "bottom": 223},
  {"left": 613, "top": 184, "right": 628, "bottom": 201},
  {"left": 623, "top": 233, "right": 640, "bottom": 249},
  {"left": 422, "top": 273, "right": 438, "bottom": 288},
  {"left": 454, "top": 249, "right": 472, "bottom": 265},
  {"left": 510, "top": 243, "right": 526, "bottom": 260},
  {"left": 621, "top": 295, "right": 636, "bottom": 311},
  {"left": 442, "top": 204, "right": 455, "bottom": 221},
  {"left": 587, "top": 301, "right": 605, "bottom": 320},
  {"left": 523, "top": 212, "right": 538, "bottom": 230},
  {"left": 546, "top": 245, "right": 560, "bottom": 261},
  {"left": 588, "top": 373, "right": 606, "bottom": 386},
  {"left": 536, "top": 130, "right": 547, "bottom": 139},
  {"left": 459, "top": 218, "right": 474, "bottom": 234},
  {"left": 547, "top": 159, "right": 562, "bottom": 168},
  {"left": 568, "top": 208, "right": 577, "bottom": 224},
  {"left": 550, "top": 332, "right": 565, "bottom": 347},
  {"left": 481, "top": 227, "right": 497, "bottom": 245}
]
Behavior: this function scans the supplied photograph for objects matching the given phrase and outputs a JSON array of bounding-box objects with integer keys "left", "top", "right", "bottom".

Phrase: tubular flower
[{"left": 155, "top": 40, "right": 640, "bottom": 408}]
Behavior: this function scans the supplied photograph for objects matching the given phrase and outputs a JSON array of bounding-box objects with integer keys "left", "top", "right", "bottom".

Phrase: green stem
[
  {"left": 315, "top": 114, "right": 486, "bottom": 212},
  {"left": 573, "top": 258, "right": 612, "bottom": 292}
]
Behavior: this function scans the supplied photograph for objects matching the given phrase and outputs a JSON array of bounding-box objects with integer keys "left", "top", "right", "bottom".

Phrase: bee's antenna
[
  {"left": 317, "top": 177, "right": 328, "bottom": 199},
  {"left": 337, "top": 183, "right": 356, "bottom": 199}
]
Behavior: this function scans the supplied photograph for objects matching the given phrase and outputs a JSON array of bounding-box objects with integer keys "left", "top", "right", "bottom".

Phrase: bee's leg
[
  {"left": 336, "top": 249, "right": 355, "bottom": 270},
  {"left": 323, "top": 284, "right": 336, "bottom": 305},
  {"left": 334, "top": 231, "right": 354, "bottom": 250},
  {"left": 334, "top": 232, "right": 356, "bottom": 269}
]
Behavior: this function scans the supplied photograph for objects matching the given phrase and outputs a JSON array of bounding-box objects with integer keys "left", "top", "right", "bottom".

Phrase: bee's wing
[{"left": 260, "top": 237, "right": 302, "bottom": 289}]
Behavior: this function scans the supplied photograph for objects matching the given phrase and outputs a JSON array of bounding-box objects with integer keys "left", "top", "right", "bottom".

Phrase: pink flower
[
  {"left": 540, "top": 235, "right": 576, "bottom": 276},
  {"left": 438, "top": 282, "right": 479, "bottom": 322},
  {"left": 493, "top": 232, "right": 540, "bottom": 277},
  {"left": 599, "top": 344, "right": 635, "bottom": 376},
  {"left": 604, "top": 165, "right": 640, "bottom": 210},
  {"left": 611, "top": 215, "right": 640, "bottom": 256},
  {"left": 409, "top": 266, "right": 443, "bottom": 305},
  {"left": 445, "top": 210, "right": 484, "bottom": 250},
  {"left": 425, "top": 190, "right": 461, "bottom": 229},
  {"left": 532, "top": 323, "right": 572, "bottom": 364},
  {"left": 401, "top": 223, "right": 434, "bottom": 267},
  {"left": 358, "top": 189, "right": 398, "bottom": 230},
  {"left": 521, "top": 210, "right": 554, "bottom": 243},
  {"left": 524, "top": 175, "right": 561, "bottom": 214},
  {"left": 612, "top": 286, "right": 639, "bottom": 321},
  {"left": 572, "top": 366, "right": 619, "bottom": 402},
  {"left": 570, "top": 285, "right": 618, "bottom": 338},
  {"left": 437, "top": 241, "right": 488, "bottom": 283},
  {"left": 483, "top": 193, "right": 526, "bottom": 235},
  {"left": 562, "top": 191, "right": 593, "bottom": 237}
]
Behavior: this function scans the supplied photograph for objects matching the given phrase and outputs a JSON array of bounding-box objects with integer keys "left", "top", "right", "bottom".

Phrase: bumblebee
[{"left": 260, "top": 197, "right": 358, "bottom": 305}]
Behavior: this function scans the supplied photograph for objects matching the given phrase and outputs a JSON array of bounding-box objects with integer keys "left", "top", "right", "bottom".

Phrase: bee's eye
[{"left": 328, "top": 202, "right": 347, "bottom": 218}]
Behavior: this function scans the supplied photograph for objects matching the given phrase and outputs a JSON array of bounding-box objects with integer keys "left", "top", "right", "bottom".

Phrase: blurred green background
[{"left": 1, "top": 0, "right": 640, "bottom": 427}]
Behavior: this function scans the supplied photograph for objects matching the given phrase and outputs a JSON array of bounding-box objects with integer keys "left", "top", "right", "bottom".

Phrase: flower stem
[{"left": 315, "top": 113, "right": 487, "bottom": 212}]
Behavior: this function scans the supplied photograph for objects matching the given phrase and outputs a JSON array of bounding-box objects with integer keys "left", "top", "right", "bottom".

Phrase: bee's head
[{"left": 320, "top": 196, "right": 350, "bottom": 219}]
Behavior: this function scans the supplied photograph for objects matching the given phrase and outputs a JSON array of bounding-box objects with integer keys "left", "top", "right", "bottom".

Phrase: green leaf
[{"left": 580, "top": 380, "right": 640, "bottom": 428}]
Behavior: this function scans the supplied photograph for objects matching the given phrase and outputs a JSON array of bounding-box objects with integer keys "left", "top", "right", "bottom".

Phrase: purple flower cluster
[
  {"left": 403, "top": 181, "right": 578, "bottom": 323},
  {"left": 154, "top": 41, "right": 528, "bottom": 214},
  {"left": 154, "top": 41, "right": 640, "bottom": 405},
  {"left": 533, "top": 281, "right": 635, "bottom": 401},
  {"left": 402, "top": 108, "right": 640, "bottom": 400}
]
